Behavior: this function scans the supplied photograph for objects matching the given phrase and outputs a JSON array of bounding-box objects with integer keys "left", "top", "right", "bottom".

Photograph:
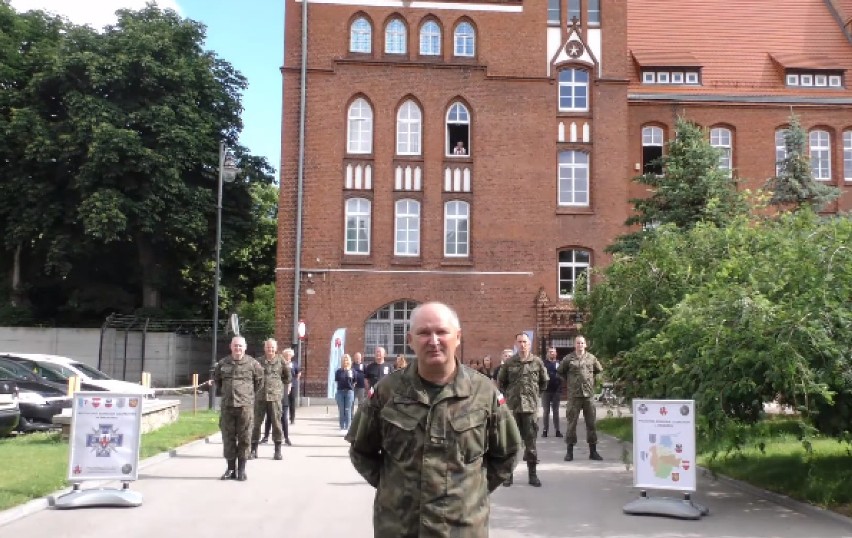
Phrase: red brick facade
[{"left": 279, "top": 0, "right": 852, "bottom": 395}]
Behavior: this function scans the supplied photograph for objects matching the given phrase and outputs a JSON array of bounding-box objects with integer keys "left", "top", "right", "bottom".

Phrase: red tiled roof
[
  {"left": 770, "top": 53, "right": 848, "bottom": 70},
  {"left": 628, "top": 0, "right": 852, "bottom": 97},
  {"left": 832, "top": 0, "right": 852, "bottom": 24},
  {"left": 631, "top": 51, "right": 701, "bottom": 67}
]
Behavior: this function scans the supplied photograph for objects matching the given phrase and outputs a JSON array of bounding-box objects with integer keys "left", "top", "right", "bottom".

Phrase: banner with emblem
[
  {"left": 67, "top": 392, "right": 144, "bottom": 482},
  {"left": 632, "top": 399, "right": 696, "bottom": 491},
  {"left": 326, "top": 328, "right": 346, "bottom": 398}
]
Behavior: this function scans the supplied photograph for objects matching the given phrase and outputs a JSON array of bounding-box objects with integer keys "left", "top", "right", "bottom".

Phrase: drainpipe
[{"left": 292, "top": 0, "right": 309, "bottom": 389}]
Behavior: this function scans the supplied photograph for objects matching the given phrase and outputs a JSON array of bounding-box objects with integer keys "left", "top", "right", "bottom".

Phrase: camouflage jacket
[
  {"left": 497, "top": 354, "right": 549, "bottom": 414},
  {"left": 346, "top": 359, "right": 521, "bottom": 538},
  {"left": 556, "top": 351, "right": 602, "bottom": 398},
  {"left": 214, "top": 355, "right": 262, "bottom": 408},
  {"left": 256, "top": 355, "right": 292, "bottom": 402}
]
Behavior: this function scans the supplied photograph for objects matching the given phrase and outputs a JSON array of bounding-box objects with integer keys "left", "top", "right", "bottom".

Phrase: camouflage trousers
[
  {"left": 252, "top": 400, "right": 283, "bottom": 443},
  {"left": 512, "top": 411, "right": 538, "bottom": 462},
  {"left": 565, "top": 397, "right": 597, "bottom": 445},
  {"left": 220, "top": 405, "right": 254, "bottom": 461}
]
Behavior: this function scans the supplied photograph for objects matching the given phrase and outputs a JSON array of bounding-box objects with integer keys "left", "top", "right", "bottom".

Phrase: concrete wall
[{"left": 0, "top": 327, "right": 101, "bottom": 365}]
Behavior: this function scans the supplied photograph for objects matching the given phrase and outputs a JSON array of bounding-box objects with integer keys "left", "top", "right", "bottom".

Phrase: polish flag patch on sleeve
[{"left": 497, "top": 391, "right": 506, "bottom": 406}]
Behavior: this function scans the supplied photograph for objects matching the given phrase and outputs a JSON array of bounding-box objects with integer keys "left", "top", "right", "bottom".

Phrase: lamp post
[{"left": 209, "top": 141, "right": 239, "bottom": 410}]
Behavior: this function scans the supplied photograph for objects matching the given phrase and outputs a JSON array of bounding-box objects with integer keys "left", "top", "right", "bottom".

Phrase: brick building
[{"left": 279, "top": 0, "right": 852, "bottom": 395}]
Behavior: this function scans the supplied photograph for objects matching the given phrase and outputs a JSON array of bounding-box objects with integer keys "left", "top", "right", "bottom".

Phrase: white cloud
[{"left": 9, "top": 0, "right": 183, "bottom": 29}]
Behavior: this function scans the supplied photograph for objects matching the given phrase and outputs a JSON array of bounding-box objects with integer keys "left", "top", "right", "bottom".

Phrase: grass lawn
[
  {"left": 0, "top": 410, "right": 220, "bottom": 512},
  {"left": 597, "top": 417, "right": 852, "bottom": 517}
]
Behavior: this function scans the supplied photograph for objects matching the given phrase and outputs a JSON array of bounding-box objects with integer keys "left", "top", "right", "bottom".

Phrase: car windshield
[
  {"left": 0, "top": 360, "right": 34, "bottom": 379},
  {"left": 35, "top": 362, "right": 76, "bottom": 383},
  {"left": 0, "top": 365, "right": 24, "bottom": 379},
  {"left": 70, "top": 362, "right": 113, "bottom": 381}
]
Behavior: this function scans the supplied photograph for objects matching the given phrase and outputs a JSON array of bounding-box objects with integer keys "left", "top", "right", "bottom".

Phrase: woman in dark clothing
[{"left": 334, "top": 354, "right": 359, "bottom": 434}]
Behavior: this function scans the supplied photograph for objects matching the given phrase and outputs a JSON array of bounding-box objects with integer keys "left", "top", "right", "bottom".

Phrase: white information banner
[
  {"left": 632, "top": 399, "right": 696, "bottom": 492},
  {"left": 67, "top": 392, "right": 144, "bottom": 482}
]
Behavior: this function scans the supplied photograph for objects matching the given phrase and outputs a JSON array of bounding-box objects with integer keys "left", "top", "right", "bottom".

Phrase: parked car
[
  {"left": 0, "top": 364, "right": 72, "bottom": 432},
  {"left": 0, "top": 353, "right": 155, "bottom": 397},
  {"left": 0, "top": 380, "right": 21, "bottom": 436},
  {"left": 0, "top": 355, "right": 107, "bottom": 393}
]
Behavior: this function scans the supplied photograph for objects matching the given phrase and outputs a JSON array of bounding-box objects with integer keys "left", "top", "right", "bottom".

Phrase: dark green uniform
[
  {"left": 346, "top": 360, "right": 520, "bottom": 538},
  {"left": 252, "top": 355, "right": 292, "bottom": 443},
  {"left": 214, "top": 354, "right": 262, "bottom": 460},
  {"left": 497, "top": 353, "right": 548, "bottom": 462},
  {"left": 557, "top": 351, "right": 602, "bottom": 445}
]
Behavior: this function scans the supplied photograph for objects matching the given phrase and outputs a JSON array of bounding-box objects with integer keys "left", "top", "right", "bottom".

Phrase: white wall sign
[
  {"left": 67, "top": 392, "right": 143, "bottom": 482},
  {"left": 632, "top": 399, "right": 696, "bottom": 492}
]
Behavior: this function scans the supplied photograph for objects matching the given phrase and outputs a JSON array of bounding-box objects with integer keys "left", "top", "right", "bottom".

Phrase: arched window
[
  {"left": 453, "top": 21, "right": 475, "bottom": 57},
  {"left": 642, "top": 126, "right": 664, "bottom": 175},
  {"left": 385, "top": 18, "right": 407, "bottom": 54},
  {"left": 364, "top": 300, "right": 420, "bottom": 360},
  {"left": 775, "top": 128, "right": 789, "bottom": 176},
  {"left": 558, "top": 69, "right": 589, "bottom": 112},
  {"left": 558, "top": 151, "right": 589, "bottom": 206},
  {"left": 446, "top": 102, "right": 470, "bottom": 156},
  {"left": 350, "top": 17, "right": 372, "bottom": 53},
  {"left": 844, "top": 130, "right": 852, "bottom": 181},
  {"left": 420, "top": 20, "right": 441, "bottom": 56},
  {"left": 344, "top": 198, "right": 371, "bottom": 255},
  {"left": 558, "top": 249, "right": 590, "bottom": 298},
  {"left": 396, "top": 100, "right": 422, "bottom": 155},
  {"left": 710, "top": 127, "right": 733, "bottom": 174},
  {"left": 444, "top": 201, "right": 470, "bottom": 257},
  {"left": 809, "top": 129, "right": 831, "bottom": 181},
  {"left": 347, "top": 98, "right": 373, "bottom": 154},
  {"left": 394, "top": 199, "right": 420, "bottom": 256}
]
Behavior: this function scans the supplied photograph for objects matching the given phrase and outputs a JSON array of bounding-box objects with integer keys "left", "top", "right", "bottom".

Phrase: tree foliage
[
  {"left": 0, "top": 3, "right": 276, "bottom": 324},
  {"left": 608, "top": 117, "right": 747, "bottom": 254}
]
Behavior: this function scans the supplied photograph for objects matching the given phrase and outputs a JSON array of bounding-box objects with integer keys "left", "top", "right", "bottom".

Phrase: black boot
[
  {"left": 564, "top": 443, "right": 574, "bottom": 461},
  {"left": 502, "top": 473, "right": 513, "bottom": 487},
  {"left": 542, "top": 430, "right": 548, "bottom": 437},
  {"left": 589, "top": 443, "right": 603, "bottom": 460},
  {"left": 220, "top": 459, "right": 236, "bottom": 480},
  {"left": 249, "top": 442, "right": 258, "bottom": 460},
  {"left": 555, "top": 431, "right": 563, "bottom": 437},
  {"left": 237, "top": 458, "right": 248, "bottom": 481},
  {"left": 273, "top": 442, "right": 283, "bottom": 460},
  {"left": 527, "top": 461, "right": 542, "bottom": 487}
]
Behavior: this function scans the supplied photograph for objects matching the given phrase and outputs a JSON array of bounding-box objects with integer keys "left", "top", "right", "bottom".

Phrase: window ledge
[
  {"left": 391, "top": 257, "right": 422, "bottom": 266},
  {"left": 440, "top": 259, "right": 473, "bottom": 267},
  {"left": 556, "top": 207, "right": 594, "bottom": 215},
  {"left": 341, "top": 256, "right": 373, "bottom": 266},
  {"left": 556, "top": 111, "right": 592, "bottom": 118}
]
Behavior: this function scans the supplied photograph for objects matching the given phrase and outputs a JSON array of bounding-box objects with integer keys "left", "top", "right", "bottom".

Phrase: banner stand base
[
  {"left": 623, "top": 491, "right": 708, "bottom": 520},
  {"left": 53, "top": 483, "right": 143, "bottom": 510}
]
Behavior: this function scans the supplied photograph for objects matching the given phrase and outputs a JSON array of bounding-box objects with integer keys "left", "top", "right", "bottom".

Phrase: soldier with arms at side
[
  {"left": 250, "top": 338, "right": 291, "bottom": 460},
  {"left": 497, "top": 332, "right": 549, "bottom": 487},
  {"left": 557, "top": 334, "right": 604, "bottom": 461},
  {"left": 214, "top": 336, "right": 263, "bottom": 481},
  {"left": 346, "top": 302, "right": 521, "bottom": 538}
]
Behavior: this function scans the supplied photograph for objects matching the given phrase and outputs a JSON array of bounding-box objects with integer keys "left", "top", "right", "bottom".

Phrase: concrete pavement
[{"left": 2, "top": 404, "right": 851, "bottom": 537}]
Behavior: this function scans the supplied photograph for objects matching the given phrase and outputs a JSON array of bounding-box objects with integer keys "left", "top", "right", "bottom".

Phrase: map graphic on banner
[{"left": 633, "top": 399, "right": 696, "bottom": 491}]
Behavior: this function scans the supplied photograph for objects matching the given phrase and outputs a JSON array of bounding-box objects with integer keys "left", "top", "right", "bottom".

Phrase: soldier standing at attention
[
  {"left": 346, "top": 302, "right": 520, "bottom": 538},
  {"left": 557, "top": 334, "right": 604, "bottom": 461},
  {"left": 497, "top": 332, "right": 549, "bottom": 487},
  {"left": 214, "top": 335, "right": 262, "bottom": 481},
  {"left": 250, "top": 338, "right": 291, "bottom": 460}
]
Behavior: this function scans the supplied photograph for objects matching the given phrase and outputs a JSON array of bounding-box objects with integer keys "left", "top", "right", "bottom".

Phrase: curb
[{"left": 0, "top": 433, "right": 218, "bottom": 529}]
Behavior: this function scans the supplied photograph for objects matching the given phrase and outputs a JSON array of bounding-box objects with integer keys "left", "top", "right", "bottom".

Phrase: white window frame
[
  {"left": 558, "top": 68, "right": 589, "bottom": 112},
  {"left": 801, "top": 74, "right": 813, "bottom": 87},
  {"left": 419, "top": 20, "right": 441, "bottom": 56},
  {"left": 345, "top": 198, "right": 371, "bottom": 255},
  {"left": 775, "top": 129, "right": 788, "bottom": 176},
  {"left": 385, "top": 18, "right": 407, "bottom": 54},
  {"left": 815, "top": 74, "right": 828, "bottom": 87},
  {"left": 685, "top": 72, "right": 699, "bottom": 84},
  {"left": 444, "top": 200, "right": 470, "bottom": 257},
  {"left": 446, "top": 102, "right": 470, "bottom": 156},
  {"left": 642, "top": 126, "right": 664, "bottom": 175},
  {"left": 844, "top": 130, "right": 852, "bottom": 181},
  {"left": 396, "top": 100, "right": 422, "bottom": 155},
  {"left": 657, "top": 71, "right": 670, "bottom": 84},
  {"left": 453, "top": 22, "right": 475, "bottom": 57},
  {"left": 710, "top": 127, "right": 733, "bottom": 173},
  {"left": 829, "top": 75, "right": 842, "bottom": 87},
  {"left": 347, "top": 98, "right": 373, "bottom": 154},
  {"left": 394, "top": 199, "right": 421, "bottom": 256},
  {"left": 809, "top": 130, "right": 831, "bottom": 181},
  {"left": 558, "top": 150, "right": 589, "bottom": 206},
  {"left": 671, "top": 72, "right": 684, "bottom": 84},
  {"left": 587, "top": 0, "right": 601, "bottom": 25},
  {"left": 642, "top": 71, "right": 655, "bottom": 84},
  {"left": 558, "top": 249, "right": 590, "bottom": 299},
  {"left": 786, "top": 73, "right": 799, "bottom": 86},
  {"left": 350, "top": 17, "right": 372, "bottom": 53},
  {"left": 547, "top": 0, "right": 560, "bottom": 24}
]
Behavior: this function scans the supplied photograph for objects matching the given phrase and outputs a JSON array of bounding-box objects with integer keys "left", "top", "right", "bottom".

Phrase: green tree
[
  {"left": 608, "top": 117, "right": 746, "bottom": 254},
  {"left": 766, "top": 114, "right": 840, "bottom": 210}
]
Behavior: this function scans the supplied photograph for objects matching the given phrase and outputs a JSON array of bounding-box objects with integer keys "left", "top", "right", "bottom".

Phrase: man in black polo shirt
[{"left": 364, "top": 346, "right": 392, "bottom": 392}]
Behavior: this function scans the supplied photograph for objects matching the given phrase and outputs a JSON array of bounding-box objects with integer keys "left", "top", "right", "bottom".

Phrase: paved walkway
[{"left": 2, "top": 404, "right": 851, "bottom": 537}]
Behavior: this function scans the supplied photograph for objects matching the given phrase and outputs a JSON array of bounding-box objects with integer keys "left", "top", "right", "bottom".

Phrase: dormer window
[
  {"left": 641, "top": 69, "right": 700, "bottom": 85},
  {"left": 785, "top": 70, "right": 842, "bottom": 88}
]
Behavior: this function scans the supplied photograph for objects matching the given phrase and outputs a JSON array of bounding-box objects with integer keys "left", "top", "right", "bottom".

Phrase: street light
[{"left": 209, "top": 141, "right": 239, "bottom": 410}]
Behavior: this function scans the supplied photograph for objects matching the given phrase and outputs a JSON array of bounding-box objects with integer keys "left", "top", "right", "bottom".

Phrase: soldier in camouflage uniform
[
  {"left": 556, "top": 335, "right": 604, "bottom": 461},
  {"left": 250, "top": 338, "right": 292, "bottom": 461},
  {"left": 214, "top": 335, "right": 263, "bottom": 481},
  {"left": 346, "top": 302, "right": 520, "bottom": 538},
  {"left": 497, "top": 332, "right": 549, "bottom": 487}
]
